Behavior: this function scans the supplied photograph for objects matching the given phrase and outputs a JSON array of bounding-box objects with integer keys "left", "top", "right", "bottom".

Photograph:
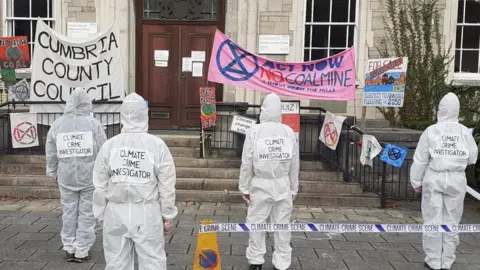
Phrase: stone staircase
[{"left": 0, "top": 135, "right": 380, "bottom": 207}]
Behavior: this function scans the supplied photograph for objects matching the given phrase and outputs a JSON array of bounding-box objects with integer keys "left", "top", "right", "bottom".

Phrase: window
[
  {"left": 304, "top": 0, "right": 357, "bottom": 61},
  {"left": 5, "top": 0, "right": 54, "bottom": 59},
  {"left": 143, "top": 0, "right": 218, "bottom": 20},
  {"left": 455, "top": 0, "right": 480, "bottom": 74}
]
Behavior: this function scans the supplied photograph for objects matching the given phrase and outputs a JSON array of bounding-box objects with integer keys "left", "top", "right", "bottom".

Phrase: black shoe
[
  {"left": 249, "top": 264, "right": 262, "bottom": 270},
  {"left": 74, "top": 252, "right": 92, "bottom": 263},
  {"left": 65, "top": 252, "right": 75, "bottom": 262}
]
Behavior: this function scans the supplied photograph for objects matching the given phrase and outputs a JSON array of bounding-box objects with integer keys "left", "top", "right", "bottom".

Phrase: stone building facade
[{"left": 1, "top": 0, "right": 479, "bottom": 125}]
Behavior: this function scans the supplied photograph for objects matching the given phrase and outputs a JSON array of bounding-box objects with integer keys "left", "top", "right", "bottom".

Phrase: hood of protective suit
[
  {"left": 437, "top": 92, "right": 460, "bottom": 123},
  {"left": 259, "top": 93, "right": 282, "bottom": 123},
  {"left": 121, "top": 93, "right": 148, "bottom": 133},
  {"left": 64, "top": 87, "right": 92, "bottom": 116}
]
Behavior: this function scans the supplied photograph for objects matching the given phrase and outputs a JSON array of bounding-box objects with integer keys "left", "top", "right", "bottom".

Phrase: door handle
[{"left": 180, "top": 73, "right": 186, "bottom": 79}]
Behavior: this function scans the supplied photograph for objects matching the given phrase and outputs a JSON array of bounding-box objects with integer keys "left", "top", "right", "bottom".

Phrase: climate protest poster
[
  {"left": 208, "top": 30, "right": 356, "bottom": 100},
  {"left": 200, "top": 87, "right": 217, "bottom": 129},
  {"left": 0, "top": 36, "right": 30, "bottom": 69},
  {"left": 363, "top": 57, "right": 408, "bottom": 107},
  {"left": 30, "top": 20, "right": 124, "bottom": 125}
]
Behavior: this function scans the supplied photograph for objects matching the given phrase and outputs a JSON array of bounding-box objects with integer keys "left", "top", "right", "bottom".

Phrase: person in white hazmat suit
[
  {"left": 410, "top": 93, "right": 478, "bottom": 270},
  {"left": 239, "top": 93, "right": 300, "bottom": 270},
  {"left": 45, "top": 88, "right": 107, "bottom": 263},
  {"left": 92, "top": 93, "right": 177, "bottom": 270}
]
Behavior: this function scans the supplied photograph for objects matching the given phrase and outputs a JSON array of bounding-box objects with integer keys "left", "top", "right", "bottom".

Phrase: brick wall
[{"left": 64, "top": 0, "right": 96, "bottom": 23}]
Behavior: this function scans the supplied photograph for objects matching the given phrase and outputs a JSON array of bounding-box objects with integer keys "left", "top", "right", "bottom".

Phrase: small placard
[{"left": 230, "top": 115, "right": 257, "bottom": 135}]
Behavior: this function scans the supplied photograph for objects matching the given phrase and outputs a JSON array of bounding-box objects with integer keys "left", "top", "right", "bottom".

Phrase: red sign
[
  {"left": 200, "top": 87, "right": 217, "bottom": 129},
  {"left": 281, "top": 101, "right": 300, "bottom": 137},
  {"left": 0, "top": 36, "right": 30, "bottom": 69}
]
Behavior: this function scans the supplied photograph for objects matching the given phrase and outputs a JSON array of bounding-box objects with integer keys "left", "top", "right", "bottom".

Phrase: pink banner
[{"left": 207, "top": 30, "right": 356, "bottom": 100}]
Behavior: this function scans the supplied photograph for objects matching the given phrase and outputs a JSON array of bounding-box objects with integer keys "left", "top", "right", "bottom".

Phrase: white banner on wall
[
  {"left": 30, "top": 20, "right": 124, "bottom": 125},
  {"left": 10, "top": 113, "right": 39, "bottom": 148}
]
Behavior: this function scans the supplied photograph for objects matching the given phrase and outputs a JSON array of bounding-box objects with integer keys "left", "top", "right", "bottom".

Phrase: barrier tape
[{"left": 199, "top": 223, "right": 480, "bottom": 233}]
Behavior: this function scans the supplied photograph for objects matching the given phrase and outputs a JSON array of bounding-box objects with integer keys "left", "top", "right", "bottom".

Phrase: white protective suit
[
  {"left": 410, "top": 93, "right": 478, "bottom": 270},
  {"left": 92, "top": 93, "right": 177, "bottom": 270},
  {"left": 239, "top": 93, "right": 300, "bottom": 270},
  {"left": 45, "top": 88, "right": 107, "bottom": 258}
]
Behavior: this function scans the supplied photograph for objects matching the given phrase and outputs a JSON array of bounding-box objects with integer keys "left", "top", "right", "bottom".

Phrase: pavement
[{"left": 0, "top": 199, "right": 479, "bottom": 270}]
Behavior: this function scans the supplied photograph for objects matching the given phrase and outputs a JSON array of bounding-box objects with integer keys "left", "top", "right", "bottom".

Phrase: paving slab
[{"left": 0, "top": 199, "right": 477, "bottom": 269}]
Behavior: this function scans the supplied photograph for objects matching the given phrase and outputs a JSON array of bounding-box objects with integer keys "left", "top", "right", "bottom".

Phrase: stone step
[
  {"left": 0, "top": 164, "right": 339, "bottom": 181},
  {"left": 176, "top": 178, "right": 363, "bottom": 194},
  {"left": 175, "top": 168, "right": 341, "bottom": 181},
  {"left": 0, "top": 156, "right": 327, "bottom": 170},
  {"left": 0, "top": 186, "right": 378, "bottom": 207},
  {"left": 0, "top": 175, "right": 362, "bottom": 195},
  {"left": 153, "top": 134, "right": 200, "bottom": 148}
]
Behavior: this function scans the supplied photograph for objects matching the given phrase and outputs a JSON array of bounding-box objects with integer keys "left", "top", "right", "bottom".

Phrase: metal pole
[{"left": 380, "top": 162, "right": 387, "bottom": 208}]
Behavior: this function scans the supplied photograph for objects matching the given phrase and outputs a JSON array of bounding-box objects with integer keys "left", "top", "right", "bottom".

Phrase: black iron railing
[
  {"left": 0, "top": 101, "right": 122, "bottom": 155},
  {"left": 1, "top": 101, "right": 475, "bottom": 206},
  {"left": 205, "top": 103, "right": 476, "bottom": 206}
]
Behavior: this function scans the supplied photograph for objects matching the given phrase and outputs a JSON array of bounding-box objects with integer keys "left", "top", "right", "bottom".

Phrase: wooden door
[
  {"left": 141, "top": 25, "right": 217, "bottom": 129},
  {"left": 141, "top": 24, "right": 180, "bottom": 129},
  {"left": 178, "top": 25, "right": 217, "bottom": 128},
  {"left": 137, "top": 0, "right": 225, "bottom": 130}
]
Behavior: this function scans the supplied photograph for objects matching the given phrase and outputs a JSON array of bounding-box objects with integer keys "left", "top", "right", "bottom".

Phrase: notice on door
[
  {"left": 56, "top": 131, "right": 94, "bottom": 158},
  {"left": 155, "top": 60, "right": 168, "bottom": 67},
  {"left": 191, "top": 51, "right": 206, "bottom": 62},
  {"left": 154, "top": 50, "right": 169, "bottom": 61},
  {"left": 182, "top": 57, "right": 192, "bottom": 72},
  {"left": 192, "top": 62, "right": 203, "bottom": 77}
]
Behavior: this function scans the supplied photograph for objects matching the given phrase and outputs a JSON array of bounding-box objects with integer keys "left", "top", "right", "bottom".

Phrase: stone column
[{"left": 95, "top": 0, "right": 136, "bottom": 94}]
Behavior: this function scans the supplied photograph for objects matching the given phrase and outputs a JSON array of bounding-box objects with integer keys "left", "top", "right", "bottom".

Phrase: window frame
[
  {"left": 302, "top": 0, "right": 359, "bottom": 63},
  {"left": 2, "top": 0, "right": 55, "bottom": 62},
  {"left": 454, "top": 0, "right": 480, "bottom": 79}
]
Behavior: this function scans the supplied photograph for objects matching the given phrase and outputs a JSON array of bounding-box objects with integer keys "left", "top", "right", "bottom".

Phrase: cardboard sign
[
  {"left": 281, "top": 101, "right": 300, "bottom": 138},
  {"left": 363, "top": 57, "right": 408, "bottom": 107},
  {"left": 0, "top": 36, "right": 30, "bottom": 69},
  {"left": 56, "top": 131, "right": 94, "bottom": 158},
  {"left": 230, "top": 115, "right": 256, "bottom": 135},
  {"left": 200, "top": 87, "right": 216, "bottom": 129},
  {"left": 10, "top": 113, "right": 39, "bottom": 148}
]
